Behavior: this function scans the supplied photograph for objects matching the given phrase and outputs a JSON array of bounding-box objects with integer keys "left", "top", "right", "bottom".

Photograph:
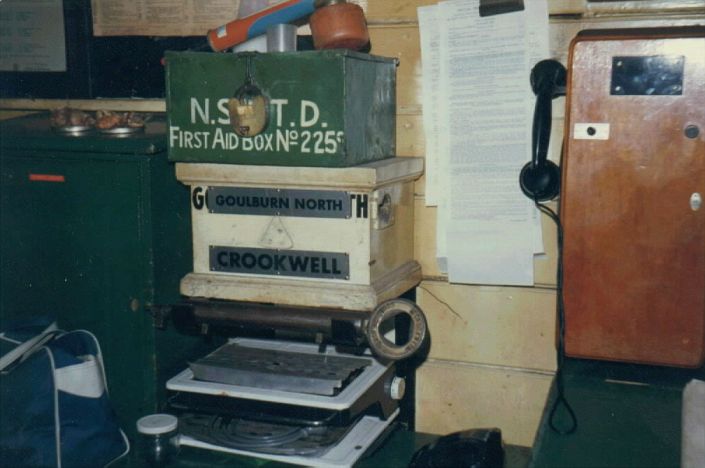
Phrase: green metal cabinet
[
  {"left": 0, "top": 114, "right": 207, "bottom": 439},
  {"left": 166, "top": 50, "right": 397, "bottom": 166}
]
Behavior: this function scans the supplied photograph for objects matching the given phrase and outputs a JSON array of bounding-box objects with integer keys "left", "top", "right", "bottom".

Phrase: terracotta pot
[{"left": 310, "top": 2, "right": 369, "bottom": 50}]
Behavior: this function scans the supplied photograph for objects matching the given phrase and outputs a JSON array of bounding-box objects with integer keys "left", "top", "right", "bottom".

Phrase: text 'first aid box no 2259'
[{"left": 166, "top": 50, "right": 397, "bottom": 167}]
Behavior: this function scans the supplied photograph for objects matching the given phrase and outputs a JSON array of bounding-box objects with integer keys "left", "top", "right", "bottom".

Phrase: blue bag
[{"left": 0, "top": 318, "right": 129, "bottom": 467}]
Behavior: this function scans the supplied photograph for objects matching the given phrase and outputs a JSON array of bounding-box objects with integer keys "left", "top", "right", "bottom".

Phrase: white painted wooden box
[{"left": 176, "top": 157, "right": 423, "bottom": 311}]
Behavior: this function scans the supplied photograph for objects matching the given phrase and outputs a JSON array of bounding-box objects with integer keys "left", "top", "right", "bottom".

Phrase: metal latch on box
[{"left": 372, "top": 187, "right": 398, "bottom": 230}]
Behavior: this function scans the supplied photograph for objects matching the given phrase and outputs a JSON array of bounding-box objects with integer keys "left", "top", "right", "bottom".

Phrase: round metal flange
[{"left": 366, "top": 299, "right": 427, "bottom": 361}]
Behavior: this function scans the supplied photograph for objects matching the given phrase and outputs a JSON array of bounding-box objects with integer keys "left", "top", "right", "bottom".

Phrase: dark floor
[
  {"left": 117, "top": 424, "right": 530, "bottom": 467},
  {"left": 531, "top": 358, "right": 705, "bottom": 468}
]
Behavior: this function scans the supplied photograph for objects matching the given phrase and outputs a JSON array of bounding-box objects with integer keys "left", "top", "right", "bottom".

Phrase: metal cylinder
[
  {"left": 266, "top": 24, "right": 298, "bottom": 52},
  {"left": 190, "top": 300, "right": 368, "bottom": 345},
  {"left": 314, "top": 0, "right": 347, "bottom": 7}
]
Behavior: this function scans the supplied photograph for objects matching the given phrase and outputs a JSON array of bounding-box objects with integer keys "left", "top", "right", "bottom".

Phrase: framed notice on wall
[
  {"left": 0, "top": 0, "right": 67, "bottom": 72},
  {"left": 90, "top": 0, "right": 241, "bottom": 36},
  {"left": 89, "top": 1, "right": 367, "bottom": 36}
]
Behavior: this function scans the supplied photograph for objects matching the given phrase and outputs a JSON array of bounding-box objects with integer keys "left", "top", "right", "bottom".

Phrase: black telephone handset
[
  {"left": 519, "top": 60, "right": 579, "bottom": 436},
  {"left": 519, "top": 59, "right": 567, "bottom": 201}
]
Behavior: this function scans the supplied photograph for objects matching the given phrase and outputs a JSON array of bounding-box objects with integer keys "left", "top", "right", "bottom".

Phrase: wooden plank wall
[
  {"left": 360, "top": 0, "right": 705, "bottom": 448},
  {"left": 1, "top": 0, "right": 703, "bottom": 447}
]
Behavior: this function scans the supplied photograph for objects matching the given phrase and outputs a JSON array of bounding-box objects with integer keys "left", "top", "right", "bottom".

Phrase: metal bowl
[
  {"left": 98, "top": 126, "right": 145, "bottom": 135},
  {"left": 52, "top": 125, "right": 93, "bottom": 135}
]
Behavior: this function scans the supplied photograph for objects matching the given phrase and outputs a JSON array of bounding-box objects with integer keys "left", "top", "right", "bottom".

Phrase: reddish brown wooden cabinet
[{"left": 561, "top": 27, "right": 705, "bottom": 367}]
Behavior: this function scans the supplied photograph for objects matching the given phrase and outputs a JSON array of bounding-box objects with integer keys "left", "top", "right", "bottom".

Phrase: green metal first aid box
[{"left": 166, "top": 50, "right": 397, "bottom": 167}]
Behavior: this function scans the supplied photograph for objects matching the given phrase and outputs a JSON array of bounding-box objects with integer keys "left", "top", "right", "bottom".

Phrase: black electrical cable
[
  {"left": 178, "top": 413, "right": 333, "bottom": 456},
  {"left": 208, "top": 415, "right": 307, "bottom": 449},
  {"left": 534, "top": 201, "right": 578, "bottom": 435}
]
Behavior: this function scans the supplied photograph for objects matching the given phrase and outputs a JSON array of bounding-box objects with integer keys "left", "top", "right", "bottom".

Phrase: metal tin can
[{"left": 310, "top": 0, "right": 369, "bottom": 50}]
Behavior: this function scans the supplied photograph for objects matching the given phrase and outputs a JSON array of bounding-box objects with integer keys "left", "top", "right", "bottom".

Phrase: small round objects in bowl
[
  {"left": 96, "top": 111, "right": 149, "bottom": 134},
  {"left": 50, "top": 107, "right": 96, "bottom": 134}
]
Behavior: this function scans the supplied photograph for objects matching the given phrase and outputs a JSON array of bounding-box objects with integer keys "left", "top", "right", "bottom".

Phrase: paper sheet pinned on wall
[
  {"left": 0, "top": 0, "right": 66, "bottom": 72},
  {"left": 418, "top": 5, "right": 441, "bottom": 207},
  {"left": 418, "top": 0, "right": 550, "bottom": 286}
]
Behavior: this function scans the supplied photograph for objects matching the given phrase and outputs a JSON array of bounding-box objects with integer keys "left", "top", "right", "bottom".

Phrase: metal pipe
[{"left": 190, "top": 300, "right": 368, "bottom": 342}]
